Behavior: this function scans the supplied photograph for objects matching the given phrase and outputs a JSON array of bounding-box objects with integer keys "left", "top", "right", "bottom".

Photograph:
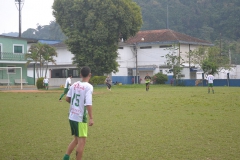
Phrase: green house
[{"left": 0, "top": 35, "right": 35, "bottom": 85}]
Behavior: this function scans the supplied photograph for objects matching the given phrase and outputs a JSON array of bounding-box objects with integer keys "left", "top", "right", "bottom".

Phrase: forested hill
[
  {"left": 135, "top": 0, "right": 240, "bottom": 42},
  {"left": 4, "top": 0, "right": 239, "bottom": 44}
]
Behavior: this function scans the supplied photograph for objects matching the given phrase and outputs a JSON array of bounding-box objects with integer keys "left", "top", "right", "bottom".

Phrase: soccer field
[{"left": 0, "top": 85, "right": 240, "bottom": 160}]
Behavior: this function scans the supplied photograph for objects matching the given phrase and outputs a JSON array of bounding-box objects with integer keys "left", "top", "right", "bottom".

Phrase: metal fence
[{"left": 0, "top": 52, "right": 26, "bottom": 61}]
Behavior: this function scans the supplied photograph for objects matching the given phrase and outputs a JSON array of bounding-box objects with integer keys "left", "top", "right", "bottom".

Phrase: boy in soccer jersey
[
  {"left": 59, "top": 75, "right": 72, "bottom": 102},
  {"left": 63, "top": 66, "right": 93, "bottom": 160},
  {"left": 206, "top": 73, "right": 214, "bottom": 94},
  {"left": 144, "top": 73, "right": 151, "bottom": 91},
  {"left": 43, "top": 77, "right": 49, "bottom": 90}
]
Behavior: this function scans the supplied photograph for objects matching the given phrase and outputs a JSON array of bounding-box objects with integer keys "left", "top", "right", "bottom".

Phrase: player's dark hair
[
  {"left": 81, "top": 66, "right": 91, "bottom": 77},
  {"left": 68, "top": 74, "right": 72, "bottom": 77}
]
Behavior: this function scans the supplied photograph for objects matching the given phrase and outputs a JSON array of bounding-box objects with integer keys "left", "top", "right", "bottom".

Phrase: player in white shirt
[
  {"left": 59, "top": 75, "right": 72, "bottom": 101},
  {"left": 63, "top": 66, "right": 93, "bottom": 160},
  {"left": 43, "top": 77, "right": 49, "bottom": 90},
  {"left": 206, "top": 73, "right": 214, "bottom": 94}
]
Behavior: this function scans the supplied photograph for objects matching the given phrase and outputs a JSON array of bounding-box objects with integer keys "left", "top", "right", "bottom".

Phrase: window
[
  {"left": 72, "top": 69, "right": 79, "bottom": 77},
  {"left": 7, "top": 65, "right": 16, "bottom": 74},
  {"left": 128, "top": 68, "right": 133, "bottom": 76},
  {"left": 140, "top": 46, "right": 152, "bottom": 49},
  {"left": 13, "top": 44, "right": 24, "bottom": 53},
  {"left": 0, "top": 43, "right": 2, "bottom": 59},
  {"left": 62, "top": 70, "right": 67, "bottom": 78},
  {"left": 51, "top": 68, "right": 79, "bottom": 78},
  {"left": 118, "top": 47, "right": 124, "bottom": 49},
  {"left": 178, "top": 74, "right": 185, "bottom": 78},
  {"left": 159, "top": 45, "right": 172, "bottom": 48}
]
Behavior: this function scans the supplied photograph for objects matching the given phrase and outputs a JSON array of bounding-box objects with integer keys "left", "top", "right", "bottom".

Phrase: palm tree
[
  {"left": 41, "top": 44, "right": 57, "bottom": 77},
  {"left": 26, "top": 43, "right": 42, "bottom": 78},
  {"left": 26, "top": 43, "right": 58, "bottom": 78}
]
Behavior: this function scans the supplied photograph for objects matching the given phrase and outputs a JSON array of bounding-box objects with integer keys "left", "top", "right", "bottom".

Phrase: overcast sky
[{"left": 0, "top": 0, "right": 55, "bottom": 34}]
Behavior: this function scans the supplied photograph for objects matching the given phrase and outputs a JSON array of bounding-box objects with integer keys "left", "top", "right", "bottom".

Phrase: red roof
[{"left": 125, "top": 29, "right": 212, "bottom": 45}]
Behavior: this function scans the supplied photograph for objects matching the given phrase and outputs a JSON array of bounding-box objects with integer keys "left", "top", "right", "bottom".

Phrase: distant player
[
  {"left": 144, "top": 73, "right": 151, "bottom": 91},
  {"left": 206, "top": 73, "right": 214, "bottom": 94},
  {"left": 59, "top": 75, "right": 72, "bottom": 102},
  {"left": 43, "top": 77, "right": 49, "bottom": 90},
  {"left": 105, "top": 76, "right": 112, "bottom": 91}
]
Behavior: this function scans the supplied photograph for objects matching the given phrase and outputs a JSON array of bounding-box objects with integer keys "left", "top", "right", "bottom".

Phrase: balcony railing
[{"left": 0, "top": 52, "right": 26, "bottom": 61}]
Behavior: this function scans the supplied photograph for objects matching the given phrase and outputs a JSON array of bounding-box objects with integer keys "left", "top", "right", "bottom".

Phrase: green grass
[{"left": 1, "top": 85, "right": 240, "bottom": 160}]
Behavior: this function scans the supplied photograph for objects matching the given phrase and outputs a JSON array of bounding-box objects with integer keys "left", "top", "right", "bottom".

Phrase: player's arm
[
  {"left": 66, "top": 96, "right": 71, "bottom": 103},
  {"left": 66, "top": 85, "right": 72, "bottom": 103},
  {"left": 86, "top": 105, "right": 93, "bottom": 126},
  {"left": 85, "top": 86, "right": 93, "bottom": 126}
]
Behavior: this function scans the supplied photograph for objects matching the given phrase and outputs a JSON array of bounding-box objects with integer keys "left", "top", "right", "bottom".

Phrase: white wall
[
  {"left": 180, "top": 44, "right": 199, "bottom": 63},
  {"left": 113, "top": 43, "right": 194, "bottom": 78},
  {"left": 48, "top": 78, "right": 81, "bottom": 87},
  {"left": 113, "top": 47, "right": 135, "bottom": 76},
  {"left": 196, "top": 65, "right": 240, "bottom": 79},
  {"left": 54, "top": 48, "right": 74, "bottom": 65}
]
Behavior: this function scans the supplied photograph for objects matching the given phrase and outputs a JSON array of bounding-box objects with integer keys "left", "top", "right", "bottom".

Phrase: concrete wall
[{"left": 48, "top": 78, "right": 82, "bottom": 87}]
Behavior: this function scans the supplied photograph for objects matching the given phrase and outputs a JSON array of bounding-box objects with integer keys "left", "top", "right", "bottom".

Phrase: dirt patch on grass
[
  {"left": 0, "top": 89, "right": 106, "bottom": 94},
  {"left": 0, "top": 90, "right": 59, "bottom": 93}
]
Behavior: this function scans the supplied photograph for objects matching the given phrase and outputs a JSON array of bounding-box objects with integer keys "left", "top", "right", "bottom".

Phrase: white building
[
  {"left": 28, "top": 29, "right": 240, "bottom": 86},
  {"left": 112, "top": 29, "right": 213, "bottom": 84}
]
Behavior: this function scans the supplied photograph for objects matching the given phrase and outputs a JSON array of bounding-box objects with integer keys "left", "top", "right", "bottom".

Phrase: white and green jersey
[
  {"left": 64, "top": 77, "right": 71, "bottom": 88},
  {"left": 43, "top": 78, "right": 49, "bottom": 84},
  {"left": 67, "top": 81, "right": 93, "bottom": 122},
  {"left": 206, "top": 75, "right": 214, "bottom": 83}
]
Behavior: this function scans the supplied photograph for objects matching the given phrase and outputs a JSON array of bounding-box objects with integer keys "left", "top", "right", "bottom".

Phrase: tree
[
  {"left": 165, "top": 46, "right": 184, "bottom": 83},
  {"left": 41, "top": 44, "right": 58, "bottom": 77},
  {"left": 189, "top": 46, "right": 230, "bottom": 75},
  {"left": 26, "top": 43, "right": 57, "bottom": 78},
  {"left": 22, "top": 21, "right": 66, "bottom": 40},
  {"left": 152, "top": 72, "right": 168, "bottom": 84},
  {"left": 52, "top": 0, "right": 143, "bottom": 75}
]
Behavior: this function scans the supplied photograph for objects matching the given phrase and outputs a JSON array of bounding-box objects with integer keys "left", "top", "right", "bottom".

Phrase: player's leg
[
  {"left": 59, "top": 88, "right": 68, "bottom": 101},
  {"left": 109, "top": 84, "right": 111, "bottom": 91},
  {"left": 63, "top": 137, "right": 78, "bottom": 160},
  {"left": 145, "top": 83, "right": 148, "bottom": 91},
  {"left": 76, "top": 137, "right": 86, "bottom": 160},
  {"left": 207, "top": 83, "right": 210, "bottom": 93},
  {"left": 76, "top": 122, "right": 88, "bottom": 160},
  {"left": 107, "top": 83, "right": 111, "bottom": 90},
  {"left": 63, "top": 120, "right": 79, "bottom": 160},
  {"left": 211, "top": 84, "right": 214, "bottom": 94}
]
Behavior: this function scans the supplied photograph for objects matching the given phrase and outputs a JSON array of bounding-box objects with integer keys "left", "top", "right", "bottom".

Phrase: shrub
[
  {"left": 152, "top": 73, "right": 168, "bottom": 84},
  {"left": 89, "top": 76, "right": 106, "bottom": 85},
  {"left": 36, "top": 77, "right": 44, "bottom": 89}
]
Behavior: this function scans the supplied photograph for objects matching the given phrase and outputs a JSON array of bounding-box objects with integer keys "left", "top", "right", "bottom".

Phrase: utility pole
[
  {"left": 219, "top": 33, "right": 222, "bottom": 55},
  {"left": 167, "top": 4, "right": 169, "bottom": 29},
  {"left": 15, "top": 0, "right": 24, "bottom": 37},
  {"left": 136, "top": 44, "right": 138, "bottom": 84},
  {"left": 229, "top": 49, "right": 231, "bottom": 65},
  {"left": 134, "top": 44, "right": 138, "bottom": 84}
]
